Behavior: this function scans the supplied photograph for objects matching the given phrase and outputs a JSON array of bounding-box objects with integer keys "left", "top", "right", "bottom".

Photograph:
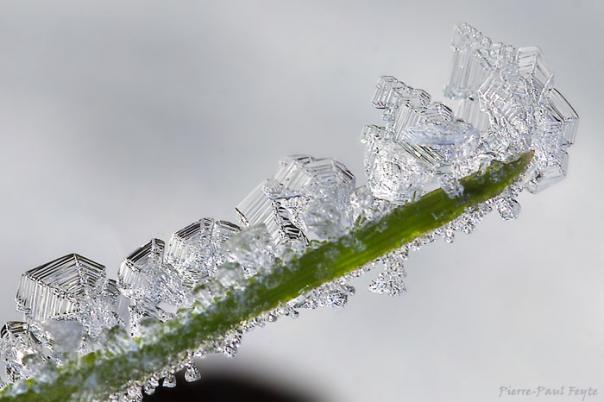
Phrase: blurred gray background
[{"left": 0, "top": 1, "right": 602, "bottom": 401}]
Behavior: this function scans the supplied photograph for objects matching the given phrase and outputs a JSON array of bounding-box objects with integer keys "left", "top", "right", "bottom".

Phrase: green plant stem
[{"left": 0, "top": 152, "right": 533, "bottom": 402}]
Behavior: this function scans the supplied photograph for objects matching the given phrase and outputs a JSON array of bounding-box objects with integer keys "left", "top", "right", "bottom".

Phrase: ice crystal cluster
[{"left": 0, "top": 24, "right": 578, "bottom": 401}]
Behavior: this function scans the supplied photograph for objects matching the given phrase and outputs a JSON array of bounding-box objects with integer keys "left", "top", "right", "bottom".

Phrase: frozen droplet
[
  {"left": 143, "top": 377, "right": 159, "bottom": 395},
  {"left": 324, "top": 288, "right": 348, "bottom": 308},
  {"left": 221, "top": 331, "right": 243, "bottom": 358},
  {"left": 444, "top": 226, "right": 456, "bottom": 243},
  {"left": 497, "top": 198, "right": 521, "bottom": 220},
  {"left": 369, "top": 269, "right": 407, "bottom": 296},
  {"left": 282, "top": 306, "right": 300, "bottom": 319},
  {"left": 369, "top": 251, "right": 407, "bottom": 297},
  {"left": 184, "top": 365, "right": 202, "bottom": 383},
  {"left": 162, "top": 372, "right": 177, "bottom": 388},
  {"left": 126, "top": 385, "right": 143, "bottom": 402}
]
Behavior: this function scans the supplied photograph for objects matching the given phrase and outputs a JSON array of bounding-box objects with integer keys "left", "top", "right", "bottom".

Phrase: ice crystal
[
  {"left": 183, "top": 365, "right": 202, "bottom": 383},
  {"left": 17, "top": 254, "right": 112, "bottom": 322},
  {"left": 237, "top": 154, "right": 356, "bottom": 248},
  {"left": 14, "top": 253, "right": 122, "bottom": 355},
  {"left": 363, "top": 76, "right": 488, "bottom": 203},
  {"left": 165, "top": 218, "right": 240, "bottom": 287},
  {"left": 118, "top": 239, "right": 189, "bottom": 334}
]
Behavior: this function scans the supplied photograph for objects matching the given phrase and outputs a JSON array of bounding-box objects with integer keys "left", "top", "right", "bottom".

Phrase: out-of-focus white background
[{"left": 0, "top": 1, "right": 602, "bottom": 401}]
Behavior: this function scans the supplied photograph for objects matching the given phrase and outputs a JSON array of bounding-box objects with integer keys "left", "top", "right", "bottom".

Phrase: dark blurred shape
[{"left": 144, "top": 369, "right": 319, "bottom": 402}]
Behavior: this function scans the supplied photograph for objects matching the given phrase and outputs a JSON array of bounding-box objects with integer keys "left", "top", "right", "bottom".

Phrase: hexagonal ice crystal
[
  {"left": 236, "top": 154, "right": 356, "bottom": 246},
  {"left": 390, "top": 88, "right": 431, "bottom": 140},
  {"left": 16, "top": 254, "right": 118, "bottom": 330},
  {"left": 541, "top": 88, "right": 579, "bottom": 146},
  {"left": 165, "top": 218, "right": 240, "bottom": 287},
  {"left": 516, "top": 46, "right": 554, "bottom": 102},
  {"left": 372, "top": 76, "right": 401, "bottom": 109},
  {"left": 364, "top": 76, "right": 485, "bottom": 202},
  {"left": 118, "top": 239, "right": 188, "bottom": 322},
  {"left": 364, "top": 136, "right": 440, "bottom": 203},
  {"left": 478, "top": 69, "right": 535, "bottom": 145},
  {"left": 236, "top": 179, "right": 306, "bottom": 247},
  {"left": 370, "top": 76, "right": 433, "bottom": 140},
  {"left": 445, "top": 23, "right": 499, "bottom": 100},
  {"left": 440, "top": 23, "right": 579, "bottom": 196},
  {"left": 365, "top": 23, "right": 579, "bottom": 204},
  {"left": 291, "top": 157, "right": 356, "bottom": 240}
]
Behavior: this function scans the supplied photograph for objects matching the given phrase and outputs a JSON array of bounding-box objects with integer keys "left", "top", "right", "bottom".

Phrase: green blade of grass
[{"left": 0, "top": 152, "right": 533, "bottom": 402}]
